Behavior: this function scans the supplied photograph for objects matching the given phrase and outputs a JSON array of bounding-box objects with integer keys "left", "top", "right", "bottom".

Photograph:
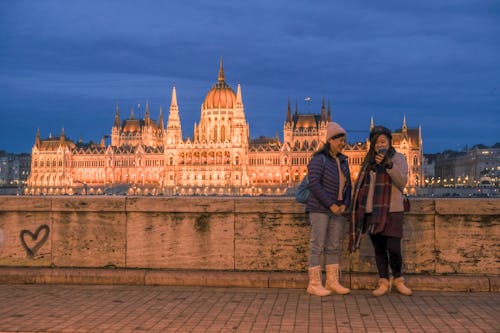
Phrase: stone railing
[{"left": 0, "top": 196, "right": 498, "bottom": 290}]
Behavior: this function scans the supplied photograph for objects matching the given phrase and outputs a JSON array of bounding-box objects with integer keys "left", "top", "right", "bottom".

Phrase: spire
[
  {"left": 114, "top": 103, "right": 121, "bottom": 127},
  {"left": 166, "top": 85, "right": 182, "bottom": 144},
  {"left": 294, "top": 99, "right": 299, "bottom": 116},
  {"left": 370, "top": 117, "right": 375, "bottom": 130},
  {"left": 35, "top": 128, "right": 41, "bottom": 148},
  {"left": 236, "top": 83, "right": 243, "bottom": 106},
  {"left": 59, "top": 127, "right": 66, "bottom": 146},
  {"left": 403, "top": 115, "right": 408, "bottom": 132},
  {"left": 158, "top": 106, "right": 165, "bottom": 129},
  {"left": 321, "top": 97, "right": 326, "bottom": 121},
  {"left": 130, "top": 107, "right": 135, "bottom": 120},
  {"left": 143, "top": 100, "right": 151, "bottom": 128},
  {"left": 171, "top": 85, "right": 178, "bottom": 107},
  {"left": 286, "top": 97, "right": 292, "bottom": 122},
  {"left": 327, "top": 99, "right": 332, "bottom": 122},
  {"left": 218, "top": 57, "right": 225, "bottom": 82},
  {"left": 145, "top": 100, "right": 150, "bottom": 122}
]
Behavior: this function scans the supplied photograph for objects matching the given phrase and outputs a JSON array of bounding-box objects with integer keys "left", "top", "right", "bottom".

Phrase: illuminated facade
[{"left": 26, "top": 61, "right": 423, "bottom": 196}]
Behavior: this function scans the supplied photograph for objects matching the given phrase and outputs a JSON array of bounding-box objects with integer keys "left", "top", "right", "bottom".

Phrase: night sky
[{"left": 1, "top": 0, "right": 499, "bottom": 154}]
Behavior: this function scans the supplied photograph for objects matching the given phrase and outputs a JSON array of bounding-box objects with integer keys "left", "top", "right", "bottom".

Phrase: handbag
[
  {"left": 295, "top": 176, "right": 310, "bottom": 204},
  {"left": 295, "top": 154, "right": 326, "bottom": 204}
]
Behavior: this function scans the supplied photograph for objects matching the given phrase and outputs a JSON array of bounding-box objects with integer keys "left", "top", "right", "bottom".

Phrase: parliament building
[{"left": 26, "top": 61, "right": 423, "bottom": 196}]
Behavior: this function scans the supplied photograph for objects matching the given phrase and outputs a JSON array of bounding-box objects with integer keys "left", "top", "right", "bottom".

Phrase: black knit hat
[{"left": 370, "top": 125, "right": 392, "bottom": 141}]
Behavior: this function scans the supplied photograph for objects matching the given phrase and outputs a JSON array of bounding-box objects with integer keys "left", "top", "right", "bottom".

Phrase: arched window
[{"left": 220, "top": 125, "right": 226, "bottom": 142}]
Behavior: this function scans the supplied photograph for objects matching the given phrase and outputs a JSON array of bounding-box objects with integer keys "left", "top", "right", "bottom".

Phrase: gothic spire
[
  {"left": 166, "top": 85, "right": 182, "bottom": 144},
  {"left": 35, "top": 128, "right": 41, "bottom": 148},
  {"left": 286, "top": 97, "right": 292, "bottom": 122},
  {"left": 114, "top": 103, "right": 121, "bottom": 127},
  {"left": 145, "top": 100, "right": 150, "bottom": 123},
  {"left": 327, "top": 99, "right": 332, "bottom": 122},
  {"left": 59, "top": 127, "right": 66, "bottom": 146},
  {"left": 236, "top": 83, "right": 243, "bottom": 106},
  {"left": 321, "top": 97, "right": 326, "bottom": 121},
  {"left": 158, "top": 106, "right": 165, "bottom": 129},
  {"left": 218, "top": 57, "right": 225, "bottom": 82}
]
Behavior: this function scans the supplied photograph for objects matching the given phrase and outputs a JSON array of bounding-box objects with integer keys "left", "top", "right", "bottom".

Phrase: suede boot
[
  {"left": 325, "top": 264, "right": 350, "bottom": 295},
  {"left": 307, "top": 266, "right": 332, "bottom": 297},
  {"left": 393, "top": 277, "right": 412, "bottom": 296},
  {"left": 372, "top": 278, "right": 390, "bottom": 297}
]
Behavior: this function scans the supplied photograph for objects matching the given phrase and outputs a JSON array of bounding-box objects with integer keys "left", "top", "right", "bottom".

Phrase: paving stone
[{"left": 0, "top": 285, "right": 498, "bottom": 332}]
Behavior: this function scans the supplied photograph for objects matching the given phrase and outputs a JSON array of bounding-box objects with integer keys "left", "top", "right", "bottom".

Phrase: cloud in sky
[{"left": 0, "top": 0, "right": 499, "bottom": 153}]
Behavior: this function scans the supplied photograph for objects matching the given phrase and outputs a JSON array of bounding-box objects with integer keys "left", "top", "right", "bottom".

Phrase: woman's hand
[
  {"left": 339, "top": 205, "right": 346, "bottom": 214},
  {"left": 375, "top": 152, "right": 385, "bottom": 165},
  {"left": 375, "top": 153, "right": 393, "bottom": 169},
  {"left": 330, "top": 204, "right": 343, "bottom": 215}
]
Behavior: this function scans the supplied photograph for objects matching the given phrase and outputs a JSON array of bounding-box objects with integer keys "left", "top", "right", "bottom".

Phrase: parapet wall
[{"left": 0, "top": 196, "right": 498, "bottom": 280}]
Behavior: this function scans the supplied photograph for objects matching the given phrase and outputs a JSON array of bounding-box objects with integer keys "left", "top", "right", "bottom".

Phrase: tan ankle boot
[
  {"left": 393, "top": 277, "right": 412, "bottom": 296},
  {"left": 372, "top": 278, "right": 390, "bottom": 297},
  {"left": 307, "top": 266, "right": 332, "bottom": 297},
  {"left": 325, "top": 264, "right": 350, "bottom": 295}
]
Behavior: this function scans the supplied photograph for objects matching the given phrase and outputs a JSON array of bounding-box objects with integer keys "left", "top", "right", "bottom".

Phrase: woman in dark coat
[{"left": 305, "top": 122, "right": 352, "bottom": 297}]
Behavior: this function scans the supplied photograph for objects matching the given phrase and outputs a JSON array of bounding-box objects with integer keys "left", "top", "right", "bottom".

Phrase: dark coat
[
  {"left": 305, "top": 152, "right": 352, "bottom": 213},
  {"left": 366, "top": 212, "right": 404, "bottom": 238}
]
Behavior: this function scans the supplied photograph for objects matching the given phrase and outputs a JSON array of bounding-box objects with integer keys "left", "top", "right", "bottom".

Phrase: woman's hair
[
  {"left": 314, "top": 141, "right": 331, "bottom": 156},
  {"left": 361, "top": 132, "right": 395, "bottom": 170}
]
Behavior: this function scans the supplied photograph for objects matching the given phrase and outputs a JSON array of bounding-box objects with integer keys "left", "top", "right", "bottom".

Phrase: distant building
[
  {"left": 428, "top": 143, "right": 500, "bottom": 187},
  {"left": 423, "top": 154, "right": 436, "bottom": 180},
  {"left": 0, "top": 150, "right": 30, "bottom": 194},
  {"left": 26, "top": 61, "right": 423, "bottom": 196}
]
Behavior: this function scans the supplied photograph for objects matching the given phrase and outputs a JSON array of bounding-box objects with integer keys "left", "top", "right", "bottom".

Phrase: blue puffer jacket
[{"left": 305, "top": 152, "right": 352, "bottom": 213}]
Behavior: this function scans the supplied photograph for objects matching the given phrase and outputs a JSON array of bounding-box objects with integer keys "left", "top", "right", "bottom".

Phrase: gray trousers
[{"left": 308, "top": 212, "right": 345, "bottom": 267}]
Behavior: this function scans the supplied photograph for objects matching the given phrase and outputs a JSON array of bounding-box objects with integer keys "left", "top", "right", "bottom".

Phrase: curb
[{"left": 0, "top": 267, "right": 498, "bottom": 292}]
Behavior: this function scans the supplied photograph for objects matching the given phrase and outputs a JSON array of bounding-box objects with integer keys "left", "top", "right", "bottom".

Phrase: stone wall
[{"left": 0, "top": 196, "right": 498, "bottom": 277}]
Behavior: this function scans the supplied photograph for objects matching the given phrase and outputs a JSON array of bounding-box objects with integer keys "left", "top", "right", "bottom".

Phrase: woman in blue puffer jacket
[{"left": 305, "top": 122, "right": 352, "bottom": 297}]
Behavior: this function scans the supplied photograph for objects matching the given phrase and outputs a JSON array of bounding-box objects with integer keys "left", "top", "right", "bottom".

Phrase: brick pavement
[{"left": 0, "top": 284, "right": 498, "bottom": 333}]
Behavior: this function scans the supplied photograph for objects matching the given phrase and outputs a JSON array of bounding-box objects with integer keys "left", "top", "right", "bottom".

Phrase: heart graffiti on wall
[{"left": 20, "top": 224, "right": 50, "bottom": 258}]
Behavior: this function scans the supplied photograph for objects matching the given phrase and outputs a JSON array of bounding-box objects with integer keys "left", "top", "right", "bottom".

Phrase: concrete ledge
[
  {"left": 405, "top": 275, "right": 491, "bottom": 292},
  {"left": 145, "top": 270, "right": 270, "bottom": 288},
  {"left": 489, "top": 275, "right": 500, "bottom": 292},
  {"left": 0, "top": 267, "right": 497, "bottom": 292},
  {"left": 0, "top": 267, "right": 146, "bottom": 285}
]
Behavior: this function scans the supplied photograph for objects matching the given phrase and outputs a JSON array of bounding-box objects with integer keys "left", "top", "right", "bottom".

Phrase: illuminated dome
[
  {"left": 203, "top": 60, "right": 236, "bottom": 109},
  {"left": 295, "top": 114, "right": 318, "bottom": 128},
  {"left": 122, "top": 119, "right": 141, "bottom": 133}
]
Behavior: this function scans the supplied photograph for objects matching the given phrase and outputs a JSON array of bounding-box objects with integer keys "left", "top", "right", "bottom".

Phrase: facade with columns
[{"left": 26, "top": 62, "right": 423, "bottom": 196}]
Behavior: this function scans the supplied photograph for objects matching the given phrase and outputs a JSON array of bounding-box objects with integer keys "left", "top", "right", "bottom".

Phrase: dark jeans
[{"left": 369, "top": 233, "right": 402, "bottom": 279}]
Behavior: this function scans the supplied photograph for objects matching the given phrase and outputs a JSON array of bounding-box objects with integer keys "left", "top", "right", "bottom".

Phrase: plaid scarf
[{"left": 349, "top": 164, "right": 392, "bottom": 252}]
